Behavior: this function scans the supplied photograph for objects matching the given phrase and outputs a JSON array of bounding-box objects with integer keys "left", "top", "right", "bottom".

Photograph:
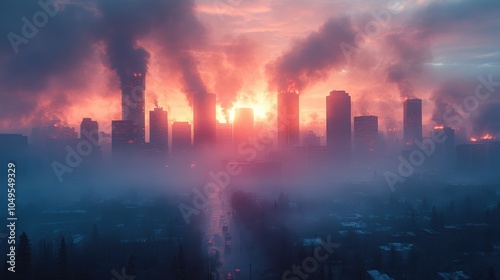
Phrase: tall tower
[
  {"left": 112, "top": 120, "right": 136, "bottom": 155},
  {"left": 353, "top": 116, "right": 378, "bottom": 158},
  {"left": 326, "top": 90, "right": 351, "bottom": 162},
  {"left": 172, "top": 121, "right": 192, "bottom": 155},
  {"left": 193, "top": 93, "right": 216, "bottom": 149},
  {"left": 122, "top": 72, "right": 146, "bottom": 144},
  {"left": 80, "top": 118, "right": 101, "bottom": 159},
  {"left": 233, "top": 108, "right": 254, "bottom": 147},
  {"left": 403, "top": 98, "right": 422, "bottom": 146},
  {"left": 277, "top": 92, "right": 299, "bottom": 147},
  {"left": 150, "top": 107, "right": 169, "bottom": 157},
  {"left": 80, "top": 118, "right": 98, "bottom": 143}
]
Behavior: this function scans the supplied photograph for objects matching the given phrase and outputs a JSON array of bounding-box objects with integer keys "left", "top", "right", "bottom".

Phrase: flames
[
  {"left": 470, "top": 133, "right": 495, "bottom": 142},
  {"left": 434, "top": 126, "right": 444, "bottom": 130},
  {"left": 481, "top": 133, "right": 494, "bottom": 140}
]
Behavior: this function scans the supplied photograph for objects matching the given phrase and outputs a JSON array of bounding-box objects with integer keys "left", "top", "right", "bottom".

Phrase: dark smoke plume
[
  {"left": 266, "top": 16, "right": 357, "bottom": 93},
  {"left": 0, "top": 0, "right": 208, "bottom": 131}
]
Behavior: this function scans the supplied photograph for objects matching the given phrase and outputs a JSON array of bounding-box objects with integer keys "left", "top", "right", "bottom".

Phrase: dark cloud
[
  {"left": 430, "top": 79, "right": 475, "bottom": 126},
  {"left": 0, "top": 0, "right": 97, "bottom": 126},
  {"left": 266, "top": 16, "right": 357, "bottom": 93},
  {"left": 472, "top": 102, "right": 500, "bottom": 136},
  {"left": 0, "top": 0, "right": 207, "bottom": 129},
  {"left": 384, "top": 31, "right": 432, "bottom": 98},
  {"left": 431, "top": 77, "right": 500, "bottom": 138}
]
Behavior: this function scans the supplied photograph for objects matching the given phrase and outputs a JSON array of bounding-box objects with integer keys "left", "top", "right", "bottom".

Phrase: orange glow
[
  {"left": 470, "top": 134, "right": 495, "bottom": 142},
  {"left": 434, "top": 125, "right": 444, "bottom": 130},
  {"left": 481, "top": 133, "right": 494, "bottom": 140},
  {"left": 229, "top": 102, "right": 269, "bottom": 123}
]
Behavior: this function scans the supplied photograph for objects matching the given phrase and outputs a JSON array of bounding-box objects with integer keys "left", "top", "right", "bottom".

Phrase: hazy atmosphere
[{"left": 1, "top": 0, "right": 500, "bottom": 279}]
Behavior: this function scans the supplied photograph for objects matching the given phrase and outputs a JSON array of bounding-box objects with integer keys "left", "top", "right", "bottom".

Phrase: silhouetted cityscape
[{"left": 1, "top": 0, "right": 500, "bottom": 280}]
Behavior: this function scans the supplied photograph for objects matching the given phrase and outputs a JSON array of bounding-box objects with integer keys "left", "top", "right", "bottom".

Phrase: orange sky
[{"left": 2, "top": 0, "right": 499, "bottom": 141}]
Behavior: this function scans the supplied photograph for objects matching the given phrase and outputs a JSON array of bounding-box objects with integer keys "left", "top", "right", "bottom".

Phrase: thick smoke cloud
[
  {"left": 472, "top": 102, "right": 500, "bottom": 136},
  {"left": 0, "top": 1, "right": 97, "bottom": 128},
  {"left": 97, "top": 0, "right": 208, "bottom": 103},
  {"left": 431, "top": 79, "right": 474, "bottom": 126},
  {"left": 0, "top": 0, "right": 207, "bottom": 129},
  {"left": 410, "top": 0, "right": 500, "bottom": 127},
  {"left": 266, "top": 16, "right": 357, "bottom": 93},
  {"left": 211, "top": 36, "right": 259, "bottom": 121},
  {"left": 384, "top": 32, "right": 432, "bottom": 98},
  {"left": 431, "top": 78, "right": 500, "bottom": 137}
]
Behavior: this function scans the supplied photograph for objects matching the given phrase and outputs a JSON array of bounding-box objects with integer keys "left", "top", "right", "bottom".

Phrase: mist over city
[{"left": 1, "top": 0, "right": 500, "bottom": 279}]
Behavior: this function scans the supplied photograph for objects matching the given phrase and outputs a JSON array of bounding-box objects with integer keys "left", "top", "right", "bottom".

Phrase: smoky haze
[
  {"left": 266, "top": 16, "right": 358, "bottom": 93},
  {"left": 0, "top": 0, "right": 208, "bottom": 130}
]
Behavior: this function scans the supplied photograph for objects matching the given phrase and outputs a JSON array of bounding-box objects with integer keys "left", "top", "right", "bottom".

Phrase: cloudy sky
[{"left": 1, "top": 0, "right": 499, "bottom": 140}]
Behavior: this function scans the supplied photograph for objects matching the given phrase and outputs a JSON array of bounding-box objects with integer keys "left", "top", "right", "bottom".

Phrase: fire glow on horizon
[{"left": 470, "top": 133, "right": 495, "bottom": 142}]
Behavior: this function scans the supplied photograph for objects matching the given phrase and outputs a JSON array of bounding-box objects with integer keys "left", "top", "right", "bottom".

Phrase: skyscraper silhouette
[
  {"left": 172, "top": 121, "right": 192, "bottom": 155},
  {"left": 80, "top": 118, "right": 101, "bottom": 159},
  {"left": 150, "top": 107, "right": 169, "bottom": 158},
  {"left": 122, "top": 72, "right": 146, "bottom": 144},
  {"left": 193, "top": 93, "right": 216, "bottom": 149},
  {"left": 326, "top": 90, "right": 351, "bottom": 162},
  {"left": 403, "top": 98, "right": 422, "bottom": 147},
  {"left": 353, "top": 115, "right": 378, "bottom": 159},
  {"left": 277, "top": 92, "right": 299, "bottom": 147},
  {"left": 80, "top": 118, "right": 98, "bottom": 143},
  {"left": 112, "top": 120, "right": 136, "bottom": 155}
]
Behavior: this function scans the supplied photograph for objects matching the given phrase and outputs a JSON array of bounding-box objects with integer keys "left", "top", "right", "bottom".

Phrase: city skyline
[
  {"left": 1, "top": 1, "right": 500, "bottom": 279},
  {"left": 0, "top": 0, "right": 499, "bottom": 143}
]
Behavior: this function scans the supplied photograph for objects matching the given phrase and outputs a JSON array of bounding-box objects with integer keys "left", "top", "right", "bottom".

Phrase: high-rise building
[
  {"left": 233, "top": 108, "right": 254, "bottom": 147},
  {"left": 303, "top": 130, "right": 321, "bottom": 147},
  {"left": 80, "top": 118, "right": 101, "bottom": 159},
  {"left": 326, "top": 90, "right": 351, "bottom": 162},
  {"left": 217, "top": 122, "right": 233, "bottom": 149},
  {"left": 403, "top": 98, "right": 422, "bottom": 146},
  {"left": 32, "top": 124, "right": 77, "bottom": 146},
  {"left": 80, "top": 118, "right": 99, "bottom": 143},
  {"left": 32, "top": 124, "right": 78, "bottom": 157},
  {"left": 278, "top": 92, "right": 299, "bottom": 147},
  {"left": 193, "top": 93, "right": 216, "bottom": 149},
  {"left": 431, "top": 126, "right": 455, "bottom": 169},
  {"left": 112, "top": 120, "right": 136, "bottom": 155},
  {"left": 353, "top": 115, "right": 378, "bottom": 158},
  {"left": 172, "top": 121, "right": 192, "bottom": 155},
  {"left": 457, "top": 142, "right": 487, "bottom": 171},
  {"left": 149, "top": 107, "right": 169, "bottom": 157},
  {"left": 122, "top": 72, "right": 146, "bottom": 144}
]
